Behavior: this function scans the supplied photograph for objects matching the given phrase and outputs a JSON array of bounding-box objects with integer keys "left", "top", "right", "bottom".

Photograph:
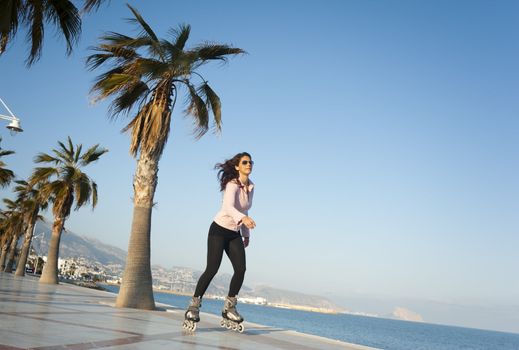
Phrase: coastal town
[{"left": 24, "top": 253, "right": 339, "bottom": 313}]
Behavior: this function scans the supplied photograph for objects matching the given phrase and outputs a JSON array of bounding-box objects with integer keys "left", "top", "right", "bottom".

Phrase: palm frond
[
  {"left": 125, "top": 5, "right": 158, "bottom": 42},
  {"left": 98, "top": 31, "right": 135, "bottom": 45},
  {"left": 33, "top": 152, "right": 59, "bottom": 164},
  {"left": 86, "top": 35, "right": 139, "bottom": 70},
  {"left": 85, "top": 53, "right": 112, "bottom": 70},
  {"left": 192, "top": 44, "right": 245, "bottom": 62},
  {"left": 62, "top": 165, "right": 77, "bottom": 182},
  {"left": 2, "top": 198, "right": 18, "bottom": 210},
  {"left": 91, "top": 181, "right": 98, "bottom": 208},
  {"left": 25, "top": 0, "right": 44, "bottom": 66},
  {"left": 185, "top": 83, "right": 209, "bottom": 139},
  {"left": 1, "top": 33, "right": 9, "bottom": 53},
  {"left": 74, "top": 143, "right": 83, "bottom": 163},
  {"left": 56, "top": 139, "right": 73, "bottom": 161},
  {"left": 13, "top": 179, "right": 29, "bottom": 189},
  {"left": 133, "top": 57, "right": 168, "bottom": 79},
  {"left": 97, "top": 32, "right": 156, "bottom": 51},
  {"left": 80, "top": 144, "right": 108, "bottom": 166},
  {"left": 51, "top": 181, "right": 73, "bottom": 218},
  {"left": 0, "top": 0, "right": 24, "bottom": 54},
  {"left": 0, "top": 150, "right": 15, "bottom": 157},
  {"left": 90, "top": 66, "right": 124, "bottom": 90},
  {"left": 0, "top": 169, "right": 14, "bottom": 187},
  {"left": 46, "top": 0, "right": 81, "bottom": 55},
  {"left": 109, "top": 81, "right": 149, "bottom": 116},
  {"left": 200, "top": 82, "right": 222, "bottom": 133},
  {"left": 52, "top": 149, "right": 71, "bottom": 163},
  {"left": 1, "top": 0, "right": 81, "bottom": 65},
  {"left": 125, "top": 5, "right": 166, "bottom": 61},
  {"left": 124, "top": 99, "right": 172, "bottom": 157},
  {"left": 74, "top": 173, "right": 92, "bottom": 210},
  {"left": 29, "top": 167, "right": 58, "bottom": 185},
  {"left": 91, "top": 72, "right": 138, "bottom": 104},
  {"left": 82, "top": 0, "right": 109, "bottom": 13},
  {"left": 0, "top": 143, "right": 15, "bottom": 187},
  {"left": 66, "top": 136, "right": 75, "bottom": 157},
  {"left": 166, "top": 23, "right": 190, "bottom": 55},
  {"left": 13, "top": 179, "right": 47, "bottom": 216}
]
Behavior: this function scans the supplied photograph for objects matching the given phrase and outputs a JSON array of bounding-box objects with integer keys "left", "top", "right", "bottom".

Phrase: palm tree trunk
[
  {"left": 116, "top": 152, "right": 158, "bottom": 309},
  {"left": 15, "top": 210, "right": 39, "bottom": 276},
  {"left": 39, "top": 217, "right": 65, "bottom": 284},
  {"left": 0, "top": 239, "right": 11, "bottom": 270},
  {"left": 4, "top": 234, "right": 20, "bottom": 272}
]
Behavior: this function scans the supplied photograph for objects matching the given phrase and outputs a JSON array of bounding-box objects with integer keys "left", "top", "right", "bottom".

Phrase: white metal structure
[{"left": 0, "top": 97, "right": 23, "bottom": 133}]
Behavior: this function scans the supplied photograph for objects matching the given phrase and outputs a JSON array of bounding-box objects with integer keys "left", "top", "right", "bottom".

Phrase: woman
[{"left": 183, "top": 152, "right": 256, "bottom": 332}]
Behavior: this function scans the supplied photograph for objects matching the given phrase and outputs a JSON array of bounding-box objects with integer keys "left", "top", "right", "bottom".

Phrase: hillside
[
  {"left": 247, "top": 286, "right": 345, "bottom": 312},
  {"left": 29, "top": 220, "right": 342, "bottom": 313},
  {"left": 32, "top": 221, "right": 126, "bottom": 265}
]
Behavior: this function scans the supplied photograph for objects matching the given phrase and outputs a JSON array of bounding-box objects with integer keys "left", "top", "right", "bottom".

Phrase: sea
[{"left": 102, "top": 285, "right": 519, "bottom": 350}]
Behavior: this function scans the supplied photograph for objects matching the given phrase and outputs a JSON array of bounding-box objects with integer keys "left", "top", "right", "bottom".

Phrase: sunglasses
[{"left": 241, "top": 160, "right": 254, "bottom": 166}]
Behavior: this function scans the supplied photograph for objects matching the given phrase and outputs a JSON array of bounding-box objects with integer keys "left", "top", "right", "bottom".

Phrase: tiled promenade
[{"left": 0, "top": 273, "right": 379, "bottom": 350}]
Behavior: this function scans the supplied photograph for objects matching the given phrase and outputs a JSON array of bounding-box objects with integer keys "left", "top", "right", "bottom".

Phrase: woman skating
[{"left": 183, "top": 152, "right": 256, "bottom": 332}]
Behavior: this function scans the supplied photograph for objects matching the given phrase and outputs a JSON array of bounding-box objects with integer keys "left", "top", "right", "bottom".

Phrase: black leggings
[{"left": 194, "top": 222, "right": 246, "bottom": 298}]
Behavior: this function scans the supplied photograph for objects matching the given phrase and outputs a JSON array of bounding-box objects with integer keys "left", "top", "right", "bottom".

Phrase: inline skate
[
  {"left": 182, "top": 296, "right": 201, "bottom": 331},
  {"left": 220, "top": 296, "right": 245, "bottom": 333}
]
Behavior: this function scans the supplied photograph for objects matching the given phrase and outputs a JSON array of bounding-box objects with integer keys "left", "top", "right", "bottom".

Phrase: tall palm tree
[
  {"left": 29, "top": 136, "right": 107, "bottom": 284},
  {"left": 0, "top": 237, "right": 12, "bottom": 270},
  {"left": 1, "top": 198, "right": 24, "bottom": 272},
  {"left": 0, "top": 139, "right": 15, "bottom": 187},
  {"left": 14, "top": 180, "right": 48, "bottom": 276},
  {"left": 87, "top": 5, "right": 245, "bottom": 309},
  {"left": 0, "top": 211, "right": 14, "bottom": 270}
]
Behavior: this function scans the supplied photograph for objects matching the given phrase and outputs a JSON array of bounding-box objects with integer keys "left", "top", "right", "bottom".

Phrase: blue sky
[{"left": 1, "top": 0, "right": 518, "bottom": 333}]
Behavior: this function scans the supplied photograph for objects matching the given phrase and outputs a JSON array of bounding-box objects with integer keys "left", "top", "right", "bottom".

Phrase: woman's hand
[
  {"left": 243, "top": 237, "right": 250, "bottom": 248},
  {"left": 242, "top": 216, "right": 256, "bottom": 229}
]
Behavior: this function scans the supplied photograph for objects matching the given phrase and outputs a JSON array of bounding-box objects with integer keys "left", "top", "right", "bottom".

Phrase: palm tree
[
  {"left": 14, "top": 180, "right": 48, "bottom": 276},
  {"left": 0, "top": 237, "right": 11, "bottom": 270},
  {"left": 29, "top": 136, "right": 107, "bottom": 284},
  {"left": 0, "top": 212, "right": 13, "bottom": 270},
  {"left": 87, "top": 5, "right": 245, "bottom": 309},
  {"left": 1, "top": 198, "right": 24, "bottom": 272},
  {"left": 0, "top": 139, "right": 15, "bottom": 187}
]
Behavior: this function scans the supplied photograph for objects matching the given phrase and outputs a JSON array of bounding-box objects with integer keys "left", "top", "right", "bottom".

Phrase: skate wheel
[
  {"left": 220, "top": 319, "right": 225, "bottom": 328},
  {"left": 225, "top": 321, "right": 232, "bottom": 329},
  {"left": 232, "top": 323, "right": 238, "bottom": 331},
  {"left": 238, "top": 323, "right": 244, "bottom": 333}
]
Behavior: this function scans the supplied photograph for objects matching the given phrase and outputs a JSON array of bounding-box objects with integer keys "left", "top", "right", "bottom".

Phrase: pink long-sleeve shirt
[{"left": 213, "top": 179, "right": 254, "bottom": 237}]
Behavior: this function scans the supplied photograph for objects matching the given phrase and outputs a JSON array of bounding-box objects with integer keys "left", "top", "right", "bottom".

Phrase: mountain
[
  {"left": 155, "top": 265, "right": 253, "bottom": 296},
  {"left": 154, "top": 266, "right": 341, "bottom": 312},
  {"left": 247, "top": 286, "right": 345, "bottom": 312},
  {"left": 29, "top": 220, "right": 342, "bottom": 313},
  {"left": 32, "top": 221, "right": 126, "bottom": 265},
  {"left": 390, "top": 307, "right": 424, "bottom": 322}
]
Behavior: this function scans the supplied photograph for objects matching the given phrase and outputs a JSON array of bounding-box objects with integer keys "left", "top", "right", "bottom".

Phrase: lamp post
[{"left": 0, "top": 98, "right": 23, "bottom": 134}]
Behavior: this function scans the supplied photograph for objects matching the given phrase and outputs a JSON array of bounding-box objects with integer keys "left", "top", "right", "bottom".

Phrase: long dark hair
[{"left": 215, "top": 152, "right": 252, "bottom": 191}]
